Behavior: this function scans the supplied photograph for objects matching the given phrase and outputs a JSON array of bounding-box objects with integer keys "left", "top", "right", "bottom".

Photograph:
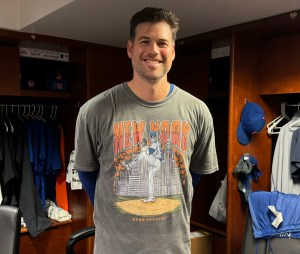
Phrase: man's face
[{"left": 127, "top": 21, "right": 175, "bottom": 84}]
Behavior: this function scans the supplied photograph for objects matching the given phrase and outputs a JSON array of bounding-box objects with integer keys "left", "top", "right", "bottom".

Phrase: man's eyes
[
  {"left": 158, "top": 42, "right": 168, "bottom": 47},
  {"left": 139, "top": 41, "right": 168, "bottom": 47}
]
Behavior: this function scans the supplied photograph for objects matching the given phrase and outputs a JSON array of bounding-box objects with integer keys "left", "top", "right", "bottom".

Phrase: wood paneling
[
  {"left": 259, "top": 34, "right": 300, "bottom": 94},
  {"left": 169, "top": 50, "right": 210, "bottom": 99},
  {"left": 86, "top": 46, "right": 131, "bottom": 99},
  {"left": 213, "top": 234, "right": 226, "bottom": 254},
  {"left": 20, "top": 224, "right": 71, "bottom": 254},
  {"left": 227, "top": 32, "right": 272, "bottom": 254},
  {"left": 0, "top": 45, "right": 20, "bottom": 95}
]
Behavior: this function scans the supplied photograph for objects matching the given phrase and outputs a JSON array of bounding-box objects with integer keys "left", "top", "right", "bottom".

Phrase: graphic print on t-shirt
[{"left": 113, "top": 119, "right": 189, "bottom": 217}]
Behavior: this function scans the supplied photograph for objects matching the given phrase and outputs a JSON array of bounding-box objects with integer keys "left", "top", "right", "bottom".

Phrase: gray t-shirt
[{"left": 74, "top": 82, "right": 219, "bottom": 254}]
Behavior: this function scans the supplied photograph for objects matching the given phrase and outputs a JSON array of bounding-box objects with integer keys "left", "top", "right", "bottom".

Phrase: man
[{"left": 74, "top": 7, "right": 219, "bottom": 254}]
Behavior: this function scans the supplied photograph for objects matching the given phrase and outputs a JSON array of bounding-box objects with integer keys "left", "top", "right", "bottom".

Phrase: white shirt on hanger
[
  {"left": 271, "top": 114, "right": 300, "bottom": 194},
  {"left": 0, "top": 183, "right": 2, "bottom": 203}
]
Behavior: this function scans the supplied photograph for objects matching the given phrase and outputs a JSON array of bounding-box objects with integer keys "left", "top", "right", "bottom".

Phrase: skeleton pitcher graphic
[
  {"left": 114, "top": 119, "right": 191, "bottom": 217},
  {"left": 124, "top": 131, "right": 162, "bottom": 202}
]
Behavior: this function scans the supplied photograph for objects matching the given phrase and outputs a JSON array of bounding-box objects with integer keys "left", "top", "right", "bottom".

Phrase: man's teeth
[{"left": 146, "top": 60, "right": 160, "bottom": 63}]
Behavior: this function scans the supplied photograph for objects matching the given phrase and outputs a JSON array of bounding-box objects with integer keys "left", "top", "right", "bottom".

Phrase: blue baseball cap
[{"left": 237, "top": 102, "right": 265, "bottom": 146}]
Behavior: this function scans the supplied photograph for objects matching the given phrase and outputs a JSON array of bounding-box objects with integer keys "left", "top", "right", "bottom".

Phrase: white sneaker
[{"left": 45, "top": 199, "right": 72, "bottom": 222}]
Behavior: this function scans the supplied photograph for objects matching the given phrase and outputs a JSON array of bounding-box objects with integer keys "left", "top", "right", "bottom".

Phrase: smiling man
[
  {"left": 74, "top": 7, "right": 219, "bottom": 254},
  {"left": 127, "top": 14, "right": 175, "bottom": 99}
]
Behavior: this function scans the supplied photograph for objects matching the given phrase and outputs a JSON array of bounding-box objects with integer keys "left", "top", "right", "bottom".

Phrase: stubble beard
[{"left": 133, "top": 62, "right": 170, "bottom": 85}]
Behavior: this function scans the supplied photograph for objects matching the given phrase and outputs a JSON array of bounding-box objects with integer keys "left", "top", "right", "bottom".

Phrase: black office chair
[
  {"left": 0, "top": 205, "right": 21, "bottom": 254},
  {"left": 66, "top": 226, "right": 95, "bottom": 254}
]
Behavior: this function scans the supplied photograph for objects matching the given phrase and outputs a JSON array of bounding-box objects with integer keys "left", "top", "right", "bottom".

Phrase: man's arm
[{"left": 78, "top": 170, "right": 98, "bottom": 206}]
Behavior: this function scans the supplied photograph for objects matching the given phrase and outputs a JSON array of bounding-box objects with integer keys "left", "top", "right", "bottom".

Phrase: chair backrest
[
  {"left": 0, "top": 205, "right": 21, "bottom": 254},
  {"left": 66, "top": 226, "right": 95, "bottom": 254}
]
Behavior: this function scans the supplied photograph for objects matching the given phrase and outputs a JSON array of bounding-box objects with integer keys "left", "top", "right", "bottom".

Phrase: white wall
[
  {"left": 0, "top": 0, "right": 74, "bottom": 30},
  {"left": 0, "top": 0, "right": 18, "bottom": 30}
]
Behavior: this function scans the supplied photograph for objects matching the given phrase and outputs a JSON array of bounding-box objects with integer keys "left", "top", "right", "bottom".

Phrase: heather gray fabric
[{"left": 74, "top": 82, "right": 219, "bottom": 254}]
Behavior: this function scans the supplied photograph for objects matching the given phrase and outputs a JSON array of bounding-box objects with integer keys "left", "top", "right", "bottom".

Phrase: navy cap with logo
[{"left": 237, "top": 101, "right": 266, "bottom": 146}]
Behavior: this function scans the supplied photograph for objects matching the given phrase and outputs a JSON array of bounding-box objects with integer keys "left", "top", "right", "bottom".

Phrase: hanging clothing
[
  {"left": 25, "top": 118, "right": 62, "bottom": 209},
  {"left": 233, "top": 154, "right": 262, "bottom": 202},
  {"left": 290, "top": 127, "right": 300, "bottom": 183},
  {"left": 0, "top": 118, "right": 52, "bottom": 237},
  {"left": 249, "top": 191, "right": 300, "bottom": 239},
  {"left": 30, "top": 119, "right": 47, "bottom": 208},
  {"left": 0, "top": 183, "right": 2, "bottom": 203},
  {"left": 0, "top": 121, "right": 20, "bottom": 206},
  {"left": 0, "top": 107, "right": 69, "bottom": 236},
  {"left": 17, "top": 121, "right": 53, "bottom": 236},
  {"left": 44, "top": 121, "right": 62, "bottom": 204},
  {"left": 271, "top": 111, "right": 300, "bottom": 194},
  {"left": 209, "top": 174, "right": 227, "bottom": 223},
  {"left": 66, "top": 150, "right": 82, "bottom": 190},
  {"left": 55, "top": 123, "right": 69, "bottom": 211}
]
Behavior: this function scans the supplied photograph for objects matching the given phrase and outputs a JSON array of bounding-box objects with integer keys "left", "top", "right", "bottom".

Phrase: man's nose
[{"left": 147, "top": 42, "right": 159, "bottom": 54}]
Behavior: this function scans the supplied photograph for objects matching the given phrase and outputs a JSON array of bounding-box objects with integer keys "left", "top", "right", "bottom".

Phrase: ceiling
[{"left": 13, "top": 0, "right": 300, "bottom": 48}]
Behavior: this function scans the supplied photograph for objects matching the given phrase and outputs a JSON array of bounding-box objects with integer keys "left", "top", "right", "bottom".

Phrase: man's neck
[{"left": 128, "top": 79, "right": 170, "bottom": 102}]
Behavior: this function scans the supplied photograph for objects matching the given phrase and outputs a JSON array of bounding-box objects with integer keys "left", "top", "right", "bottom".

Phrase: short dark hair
[{"left": 129, "top": 7, "right": 179, "bottom": 42}]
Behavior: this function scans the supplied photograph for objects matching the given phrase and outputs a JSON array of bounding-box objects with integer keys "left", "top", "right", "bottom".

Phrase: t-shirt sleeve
[
  {"left": 189, "top": 103, "right": 219, "bottom": 175},
  {"left": 73, "top": 104, "right": 100, "bottom": 172}
]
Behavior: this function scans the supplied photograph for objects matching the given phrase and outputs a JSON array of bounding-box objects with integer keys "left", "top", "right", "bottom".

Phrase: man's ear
[
  {"left": 127, "top": 40, "right": 133, "bottom": 58},
  {"left": 172, "top": 44, "right": 176, "bottom": 61}
]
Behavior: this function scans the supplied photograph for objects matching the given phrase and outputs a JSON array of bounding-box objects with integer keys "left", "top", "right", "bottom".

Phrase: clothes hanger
[
  {"left": 0, "top": 105, "right": 9, "bottom": 132},
  {"left": 30, "top": 104, "right": 38, "bottom": 120},
  {"left": 37, "top": 104, "right": 47, "bottom": 123},
  {"left": 289, "top": 103, "right": 300, "bottom": 131},
  {"left": 267, "top": 102, "right": 290, "bottom": 135},
  {"left": 50, "top": 104, "right": 58, "bottom": 122},
  {"left": 22, "top": 104, "right": 30, "bottom": 120},
  {"left": 17, "top": 105, "right": 25, "bottom": 122},
  {"left": 54, "top": 104, "right": 58, "bottom": 121},
  {"left": 49, "top": 105, "right": 55, "bottom": 121},
  {"left": 5, "top": 104, "right": 14, "bottom": 133}
]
